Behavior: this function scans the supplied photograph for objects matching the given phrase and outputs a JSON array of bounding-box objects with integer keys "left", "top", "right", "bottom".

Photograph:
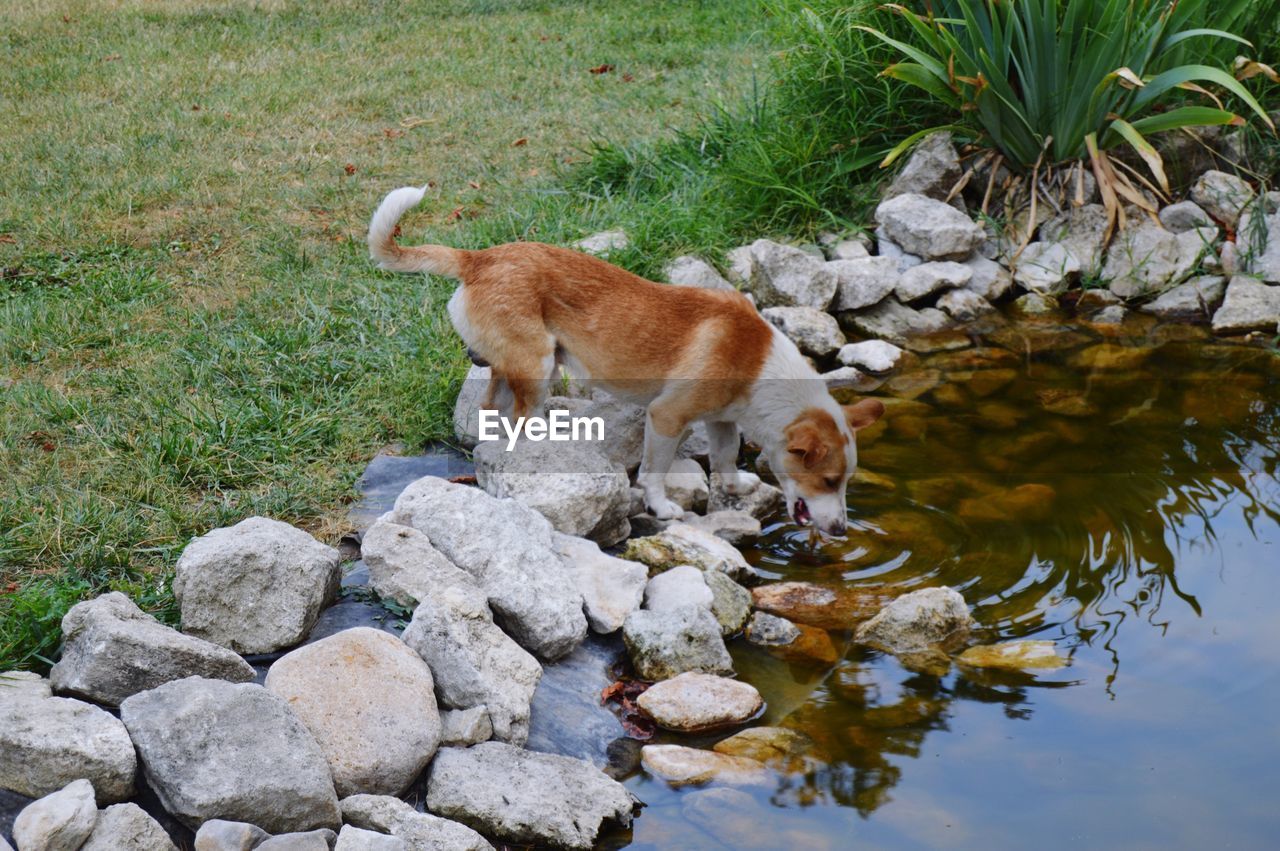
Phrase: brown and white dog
[{"left": 368, "top": 186, "right": 884, "bottom": 535}]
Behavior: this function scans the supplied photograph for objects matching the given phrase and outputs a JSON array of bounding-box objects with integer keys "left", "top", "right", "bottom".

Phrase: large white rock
[
  {"left": 173, "top": 517, "right": 340, "bottom": 654},
  {"left": 1103, "top": 221, "right": 1214, "bottom": 299},
  {"left": 451, "top": 363, "right": 491, "bottom": 449},
  {"left": 81, "top": 802, "right": 176, "bottom": 851},
  {"left": 894, "top": 260, "right": 971, "bottom": 302},
  {"left": 1040, "top": 203, "right": 1109, "bottom": 272},
  {"left": 828, "top": 256, "right": 899, "bottom": 311},
  {"left": 643, "top": 565, "right": 713, "bottom": 613},
  {"left": 760, "top": 306, "right": 845, "bottom": 357},
  {"left": 855, "top": 586, "right": 973, "bottom": 653},
  {"left": 474, "top": 439, "right": 631, "bottom": 546},
  {"left": 389, "top": 476, "right": 587, "bottom": 660},
  {"left": 1242, "top": 210, "right": 1280, "bottom": 283},
  {"left": 836, "top": 339, "right": 903, "bottom": 373},
  {"left": 665, "top": 255, "right": 733, "bottom": 290},
  {"left": 622, "top": 605, "right": 733, "bottom": 681},
  {"left": 640, "top": 745, "right": 769, "bottom": 787},
  {"left": 120, "top": 677, "right": 340, "bottom": 833},
  {"left": 572, "top": 229, "right": 629, "bottom": 256},
  {"left": 551, "top": 532, "right": 646, "bottom": 634},
  {"left": 0, "top": 672, "right": 136, "bottom": 802},
  {"left": 265, "top": 628, "right": 441, "bottom": 797},
  {"left": 884, "top": 131, "right": 962, "bottom": 203},
  {"left": 1211, "top": 277, "right": 1280, "bottom": 334},
  {"left": 844, "top": 298, "right": 951, "bottom": 346},
  {"left": 425, "top": 742, "right": 639, "bottom": 851},
  {"left": 1190, "top": 169, "right": 1254, "bottom": 228},
  {"left": 960, "top": 253, "right": 1014, "bottom": 301},
  {"left": 1014, "top": 242, "right": 1080, "bottom": 294},
  {"left": 49, "top": 592, "right": 255, "bottom": 707},
  {"left": 1159, "top": 200, "right": 1214, "bottom": 233},
  {"left": 635, "top": 672, "right": 763, "bottom": 732},
  {"left": 400, "top": 585, "right": 542, "bottom": 745},
  {"left": 621, "top": 522, "right": 752, "bottom": 581},
  {"left": 335, "top": 825, "right": 407, "bottom": 851},
  {"left": 706, "top": 474, "right": 786, "bottom": 521},
  {"left": 875, "top": 193, "right": 985, "bottom": 260},
  {"left": 1138, "top": 275, "right": 1226, "bottom": 321},
  {"left": 12, "top": 779, "right": 98, "bottom": 851},
  {"left": 359, "top": 517, "right": 481, "bottom": 610},
  {"left": 682, "top": 510, "right": 761, "bottom": 546},
  {"left": 340, "top": 795, "right": 489, "bottom": 851},
  {"left": 743, "top": 239, "right": 837, "bottom": 309}
]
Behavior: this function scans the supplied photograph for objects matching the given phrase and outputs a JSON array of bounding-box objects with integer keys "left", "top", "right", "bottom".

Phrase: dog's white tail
[{"left": 367, "top": 185, "right": 463, "bottom": 277}]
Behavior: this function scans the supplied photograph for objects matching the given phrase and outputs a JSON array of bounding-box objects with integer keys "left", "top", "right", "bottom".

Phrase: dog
[{"left": 368, "top": 186, "right": 884, "bottom": 535}]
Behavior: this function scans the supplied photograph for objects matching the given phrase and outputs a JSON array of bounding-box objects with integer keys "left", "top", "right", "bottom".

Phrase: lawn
[{"left": 0, "top": 0, "right": 765, "bottom": 669}]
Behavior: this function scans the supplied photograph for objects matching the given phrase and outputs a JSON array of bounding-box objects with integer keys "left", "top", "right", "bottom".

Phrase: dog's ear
[
  {"left": 843, "top": 398, "right": 885, "bottom": 431},
  {"left": 785, "top": 421, "right": 828, "bottom": 469}
]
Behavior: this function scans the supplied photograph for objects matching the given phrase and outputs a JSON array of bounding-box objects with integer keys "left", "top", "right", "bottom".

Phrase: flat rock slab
[
  {"left": 956, "top": 640, "right": 1068, "bottom": 670},
  {"left": 426, "top": 742, "right": 639, "bottom": 851},
  {"left": 640, "top": 745, "right": 770, "bottom": 788},
  {"left": 359, "top": 518, "right": 482, "bottom": 612},
  {"left": 1211, "top": 277, "right": 1280, "bottom": 334},
  {"left": 712, "top": 727, "right": 811, "bottom": 766},
  {"left": 335, "top": 825, "right": 408, "bottom": 850},
  {"left": 340, "top": 795, "right": 489, "bottom": 851},
  {"left": 120, "top": 677, "right": 340, "bottom": 833},
  {"left": 636, "top": 672, "right": 762, "bottom": 732},
  {"left": 81, "top": 802, "right": 177, "bottom": 851},
  {"left": 750, "top": 582, "right": 892, "bottom": 631},
  {"left": 621, "top": 523, "right": 752, "bottom": 581}
]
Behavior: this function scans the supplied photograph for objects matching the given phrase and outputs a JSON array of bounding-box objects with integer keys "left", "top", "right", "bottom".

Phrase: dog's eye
[{"left": 824, "top": 476, "right": 840, "bottom": 489}]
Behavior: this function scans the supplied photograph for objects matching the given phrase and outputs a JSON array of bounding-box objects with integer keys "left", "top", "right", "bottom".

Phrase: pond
[{"left": 611, "top": 317, "right": 1280, "bottom": 849}]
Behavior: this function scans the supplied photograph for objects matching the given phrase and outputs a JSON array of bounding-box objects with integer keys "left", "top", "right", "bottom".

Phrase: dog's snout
[{"left": 824, "top": 519, "right": 847, "bottom": 537}]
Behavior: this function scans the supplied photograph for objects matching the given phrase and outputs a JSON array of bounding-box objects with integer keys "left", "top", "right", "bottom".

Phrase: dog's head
[{"left": 771, "top": 399, "right": 884, "bottom": 537}]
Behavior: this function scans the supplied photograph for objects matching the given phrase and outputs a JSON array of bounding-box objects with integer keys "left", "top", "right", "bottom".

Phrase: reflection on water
[{"left": 619, "top": 316, "right": 1280, "bottom": 849}]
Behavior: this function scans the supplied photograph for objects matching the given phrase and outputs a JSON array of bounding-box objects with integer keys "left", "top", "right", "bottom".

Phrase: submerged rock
[
  {"left": 957, "top": 483, "right": 1057, "bottom": 523},
  {"left": 12, "top": 779, "right": 97, "bottom": 851},
  {"left": 855, "top": 587, "right": 974, "bottom": 654},
  {"left": 635, "top": 672, "right": 763, "bottom": 732},
  {"left": 622, "top": 523, "right": 752, "bottom": 581},
  {"left": 340, "top": 794, "right": 489, "bottom": 851},
  {"left": 713, "top": 726, "right": 811, "bottom": 766},
  {"left": 81, "top": 802, "right": 176, "bottom": 851},
  {"left": 750, "top": 582, "right": 890, "bottom": 630},
  {"left": 640, "top": 745, "right": 769, "bottom": 787},
  {"left": 745, "top": 611, "right": 800, "bottom": 646},
  {"left": 551, "top": 532, "right": 646, "bottom": 634},
  {"left": 956, "top": 640, "right": 1069, "bottom": 670},
  {"left": 425, "top": 742, "right": 639, "bottom": 851},
  {"left": 622, "top": 606, "right": 733, "bottom": 681}
]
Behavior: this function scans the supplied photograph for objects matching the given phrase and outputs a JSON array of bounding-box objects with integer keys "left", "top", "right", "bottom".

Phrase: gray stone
[
  {"left": 1242, "top": 211, "right": 1280, "bottom": 283},
  {"left": 644, "top": 565, "right": 713, "bottom": 614},
  {"left": 193, "top": 819, "right": 268, "bottom": 851},
  {"left": 551, "top": 532, "right": 646, "bottom": 634},
  {"left": 1012, "top": 292, "right": 1059, "bottom": 316},
  {"left": 474, "top": 439, "right": 631, "bottom": 547},
  {"left": 707, "top": 474, "right": 786, "bottom": 522},
  {"left": 1211, "top": 277, "right": 1280, "bottom": 334},
  {"left": 452, "top": 363, "right": 491, "bottom": 449},
  {"left": 855, "top": 587, "right": 974, "bottom": 654},
  {"left": 635, "top": 672, "right": 762, "bottom": 732},
  {"left": 49, "top": 592, "right": 255, "bottom": 707},
  {"left": 961, "top": 254, "right": 1014, "bottom": 301},
  {"left": 1190, "top": 170, "right": 1254, "bottom": 228},
  {"left": 265, "top": 628, "right": 440, "bottom": 798},
  {"left": 173, "top": 516, "right": 340, "bottom": 655},
  {"left": 703, "top": 570, "right": 751, "bottom": 637},
  {"left": 640, "top": 745, "right": 769, "bottom": 787},
  {"left": 743, "top": 239, "right": 837, "bottom": 309},
  {"left": 340, "top": 795, "right": 489, "bottom": 851},
  {"left": 875, "top": 227, "right": 924, "bottom": 272},
  {"left": 895, "top": 261, "right": 971, "bottom": 302},
  {"left": 1040, "top": 204, "right": 1109, "bottom": 272},
  {"left": 663, "top": 458, "right": 710, "bottom": 513},
  {"left": 1092, "top": 304, "right": 1128, "bottom": 324},
  {"left": 81, "top": 803, "right": 176, "bottom": 851},
  {"left": 682, "top": 510, "right": 761, "bottom": 546},
  {"left": 335, "top": 826, "right": 407, "bottom": 851},
  {"left": 359, "top": 518, "right": 481, "bottom": 611},
  {"left": 875, "top": 193, "right": 985, "bottom": 260},
  {"left": 439, "top": 706, "right": 493, "bottom": 747},
  {"left": 12, "top": 780, "right": 97, "bottom": 851},
  {"left": 760, "top": 306, "right": 845, "bottom": 357},
  {"left": 724, "top": 245, "right": 754, "bottom": 286},
  {"left": 622, "top": 522, "right": 753, "bottom": 581},
  {"left": 1139, "top": 275, "right": 1226, "bottom": 321},
  {"left": 1102, "top": 221, "right": 1187, "bottom": 299},
  {"left": 936, "top": 288, "right": 996, "bottom": 321},
  {"left": 426, "top": 743, "right": 638, "bottom": 850},
  {"left": 821, "top": 366, "right": 870, "bottom": 388},
  {"left": 390, "top": 476, "right": 587, "bottom": 660},
  {"left": 1159, "top": 200, "right": 1214, "bottom": 233},
  {"left": 256, "top": 831, "right": 336, "bottom": 851},
  {"left": 622, "top": 605, "right": 733, "bottom": 680},
  {"left": 1014, "top": 242, "right": 1080, "bottom": 294},
  {"left": 401, "top": 585, "right": 541, "bottom": 746},
  {"left": 0, "top": 673, "right": 135, "bottom": 803},
  {"left": 572, "top": 230, "right": 629, "bottom": 256},
  {"left": 120, "top": 678, "right": 340, "bottom": 833},
  {"left": 665, "top": 255, "right": 733, "bottom": 290},
  {"left": 828, "top": 256, "right": 899, "bottom": 310},
  {"left": 827, "top": 238, "right": 871, "bottom": 261},
  {"left": 576, "top": 396, "right": 646, "bottom": 473},
  {"left": 836, "top": 340, "right": 903, "bottom": 373},
  {"left": 745, "top": 611, "right": 801, "bottom": 646},
  {"left": 843, "top": 298, "right": 951, "bottom": 346},
  {"left": 885, "top": 131, "right": 962, "bottom": 203}
]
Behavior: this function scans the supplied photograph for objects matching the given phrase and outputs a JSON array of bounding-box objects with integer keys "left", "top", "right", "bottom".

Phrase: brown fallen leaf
[
  {"left": 448, "top": 474, "right": 477, "bottom": 485},
  {"left": 467, "top": 180, "right": 481, "bottom": 190},
  {"left": 383, "top": 128, "right": 405, "bottom": 139},
  {"left": 343, "top": 163, "right": 357, "bottom": 175},
  {"left": 0, "top": 234, "right": 16, "bottom": 244},
  {"left": 446, "top": 206, "right": 465, "bottom": 222},
  {"left": 588, "top": 64, "right": 614, "bottom": 75},
  {"left": 511, "top": 137, "right": 528, "bottom": 147},
  {"left": 621, "top": 72, "right": 635, "bottom": 82}
]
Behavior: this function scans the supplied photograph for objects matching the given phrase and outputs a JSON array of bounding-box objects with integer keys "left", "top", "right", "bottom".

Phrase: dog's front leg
[
  {"left": 706, "top": 421, "right": 760, "bottom": 495},
  {"left": 638, "top": 409, "right": 685, "bottom": 520}
]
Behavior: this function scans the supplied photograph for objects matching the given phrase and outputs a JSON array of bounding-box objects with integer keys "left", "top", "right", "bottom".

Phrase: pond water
[{"left": 611, "top": 317, "right": 1280, "bottom": 850}]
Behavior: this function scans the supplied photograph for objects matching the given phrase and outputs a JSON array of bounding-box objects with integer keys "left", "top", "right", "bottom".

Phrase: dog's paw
[
  {"left": 647, "top": 498, "right": 685, "bottom": 520},
  {"left": 722, "top": 471, "right": 761, "bottom": 495}
]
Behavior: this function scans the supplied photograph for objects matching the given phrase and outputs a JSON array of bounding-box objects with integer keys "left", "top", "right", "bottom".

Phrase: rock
[
  {"left": 895, "top": 261, "right": 971, "bottom": 302},
  {"left": 666, "top": 255, "right": 733, "bottom": 290},
  {"left": 257, "top": 831, "right": 336, "bottom": 851},
  {"left": 828, "top": 256, "right": 899, "bottom": 311},
  {"left": 340, "top": 794, "right": 489, "bottom": 851},
  {"left": 750, "top": 582, "right": 889, "bottom": 630},
  {"left": 706, "top": 474, "right": 785, "bottom": 522},
  {"left": 120, "top": 677, "right": 340, "bottom": 833},
  {"left": 621, "top": 522, "right": 752, "bottom": 581},
  {"left": 439, "top": 706, "right": 493, "bottom": 747},
  {"left": 836, "top": 339, "right": 903, "bottom": 373},
  {"left": 576, "top": 396, "right": 646, "bottom": 473},
  {"left": 193, "top": 819, "right": 269, "bottom": 851},
  {"left": 663, "top": 458, "right": 710, "bottom": 513},
  {"left": 572, "top": 230, "right": 629, "bottom": 256},
  {"left": 826, "top": 238, "right": 871, "bottom": 261},
  {"left": 0, "top": 673, "right": 135, "bottom": 803},
  {"left": 1242, "top": 211, "right": 1280, "bottom": 282},
  {"left": 960, "top": 254, "right": 1014, "bottom": 301},
  {"left": 682, "top": 510, "right": 761, "bottom": 546},
  {"left": 390, "top": 476, "right": 587, "bottom": 660},
  {"left": 842, "top": 298, "right": 951, "bottom": 346},
  {"left": 766, "top": 623, "right": 840, "bottom": 666},
  {"left": 1160, "top": 200, "right": 1214, "bottom": 233},
  {"left": 1103, "top": 221, "right": 1213, "bottom": 299},
  {"left": 401, "top": 585, "right": 541, "bottom": 746},
  {"left": 724, "top": 245, "right": 754, "bottom": 286},
  {"left": 855, "top": 587, "right": 973, "bottom": 654},
  {"left": 451, "top": 363, "right": 491, "bottom": 448},
  {"left": 745, "top": 611, "right": 801, "bottom": 646},
  {"left": 636, "top": 672, "right": 762, "bottom": 732},
  {"left": 12, "top": 780, "right": 97, "bottom": 851},
  {"left": 1092, "top": 304, "right": 1128, "bottom": 324},
  {"left": 713, "top": 727, "right": 810, "bottom": 765},
  {"left": 1211, "top": 277, "right": 1280, "bottom": 333},
  {"left": 1190, "top": 170, "right": 1254, "bottom": 228},
  {"left": 622, "top": 606, "right": 733, "bottom": 680},
  {"left": 264, "top": 628, "right": 440, "bottom": 797},
  {"left": 703, "top": 570, "right": 751, "bottom": 637},
  {"left": 49, "top": 592, "right": 255, "bottom": 707},
  {"left": 743, "top": 239, "right": 837, "bottom": 309},
  {"left": 425, "top": 742, "right": 638, "bottom": 851},
  {"left": 761, "top": 306, "right": 845, "bottom": 357},
  {"left": 359, "top": 518, "right": 482, "bottom": 611},
  {"left": 957, "top": 640, "right": 1068, "bottom": 670},
  {"left": 81, "top": 802, "right": 176, "bottom": 851},
  {"left": 1139, "top": 275, "right": 1226, "bottom": 321},
  {"left": 173, "top": 516, "right": 340, "bottom": 655},
  {"left": 875, "top": 193, "right": 985, "bottom": 260},
  {"left": 1011, "top": 292, "right": 1059, "bottom": 316},
  {"left": 958, "top": 483, "right": 1056, "bottom": 523},
  {"left": 1014, "top": 242, "right": 1080, "bottom": 294},
  {"left": 474, "top": 439, "right": 631, "bottom": 546},
  {"left": 821, "top": 365, "right": 872, "bottom": 389},
  {"left": 550, "top": 532, "right": 646, "bottom": 634},
  {"left": 936, "top": 288, "right": 995, "bottom": 321},
  {"left": 885, "top": 131, "right": 962, "bottom": 203},
  {"left": 640, "top": 745, "right": 769, "bottom": 787},
  {"left": 644, "top": 565, "right": 713, "bottom": 613},
  {"left": 1040, "top": 204, "right": 1109, "bottom": 272},
  {"left": 335, "top": 826, "right": 407, "bottom": 851},
  {"left": 876, "top": 227, "right": 924, "bottom": 272}
]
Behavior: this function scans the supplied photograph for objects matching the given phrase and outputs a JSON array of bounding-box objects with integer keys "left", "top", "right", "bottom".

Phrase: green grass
[{"left": 0, "top": 0, "right": 765, "bottom": 670}]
